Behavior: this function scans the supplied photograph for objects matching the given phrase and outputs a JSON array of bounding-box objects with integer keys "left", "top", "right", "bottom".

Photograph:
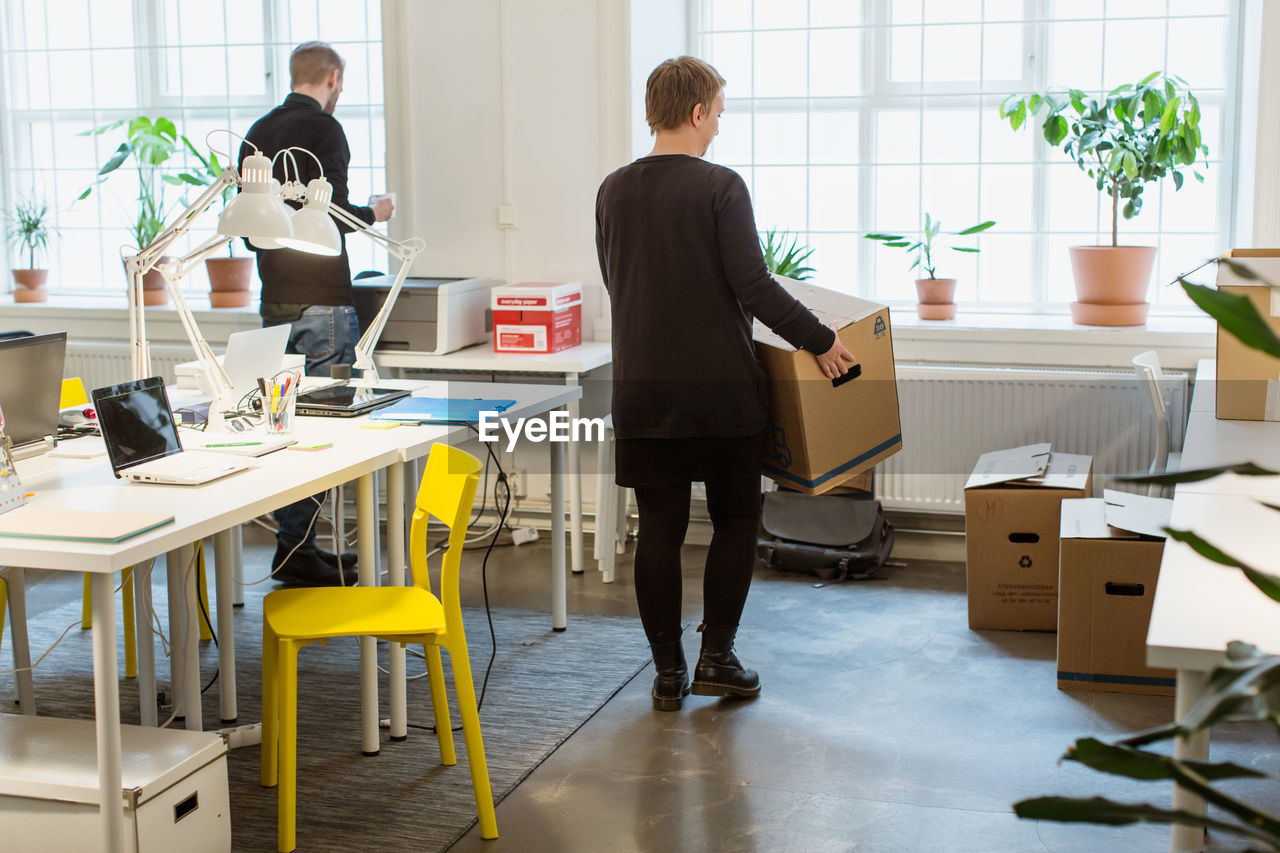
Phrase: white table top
[
  {"left": 1147, "top": 492, "right": 1280, "bottom": 671},
  {"left": 1, "top": 380, "right": 580, "bottom": 573},
  {"left": 1175, "top": 362, "right": 1280, "bottom": 496},
  {"left": 373, "top": 340, "right": 612, "bottom": 374}
]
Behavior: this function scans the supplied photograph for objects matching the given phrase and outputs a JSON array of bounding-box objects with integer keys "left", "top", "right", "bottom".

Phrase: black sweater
[
  {"left": 595, "top": 155, "right": 835, "bottom": 439},
  {"left": 239, "top": 94, "right": 375, "bottom": 307}
]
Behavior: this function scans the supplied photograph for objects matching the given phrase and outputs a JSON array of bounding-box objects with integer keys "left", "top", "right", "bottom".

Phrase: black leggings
[{"left": 632, "top": 467, "right": 762, "bottom": 645}]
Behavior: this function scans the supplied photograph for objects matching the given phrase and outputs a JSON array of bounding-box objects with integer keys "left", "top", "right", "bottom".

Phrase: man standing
[{"left": 240, "top": 41, "right": 393, "bottom": 586}]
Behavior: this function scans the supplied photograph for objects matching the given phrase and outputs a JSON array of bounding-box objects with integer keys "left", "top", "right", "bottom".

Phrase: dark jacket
[
  {"left": 595, "top": 154, "right": 835, "bottom": 439},
  {"left": 239, "top": 93, "right": 375, "bottom": 307}
]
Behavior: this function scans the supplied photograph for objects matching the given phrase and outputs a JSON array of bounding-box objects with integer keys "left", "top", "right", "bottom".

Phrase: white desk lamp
[{"left": 123, "top": 138, "right": 422, "bottom": 430}]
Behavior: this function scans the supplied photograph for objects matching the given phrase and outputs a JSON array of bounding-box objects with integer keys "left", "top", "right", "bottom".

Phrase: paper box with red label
[
  {"left": 963, "top": 443, "right": 1093, "bottom": 631},
  {"left": 492, "top": 282, "right": 582, "bottom": 354}
]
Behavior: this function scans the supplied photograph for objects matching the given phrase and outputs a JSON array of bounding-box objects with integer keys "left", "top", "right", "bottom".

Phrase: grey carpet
[{"left": 7, "top": 578, "right": 651, "bottom": 852}]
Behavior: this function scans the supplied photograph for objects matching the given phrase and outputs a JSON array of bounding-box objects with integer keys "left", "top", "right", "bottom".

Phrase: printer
[{"left": 352, "top": 276, "right": 499, "bottom": 355}]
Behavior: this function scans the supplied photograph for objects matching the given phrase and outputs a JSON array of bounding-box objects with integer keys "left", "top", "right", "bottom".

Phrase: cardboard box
[
  {"left": 1057, "top": 492, "right": 1175, "bottom": 696},
  {"left": 492, "top": 281, "right": 582, "bottom": 354},
  {"left": 964, "top": 443, "right": 1093, "bottom": 631},
  {"left": 755, "top": 276, "right": 901, "bottom": 495},
  {"left": 1214, "top": 249, "right": 1280, "bottom": 421}
]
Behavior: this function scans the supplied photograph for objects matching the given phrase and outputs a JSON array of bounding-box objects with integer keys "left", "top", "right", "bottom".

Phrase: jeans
[{"left": 263, "top": 303, "right": 362, "bottom": 550}]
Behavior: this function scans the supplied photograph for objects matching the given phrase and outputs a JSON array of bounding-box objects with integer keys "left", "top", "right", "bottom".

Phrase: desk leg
[
  {"left": 134, "top": 559, "right": 157, "bottom": 727},
  {"left": 180, "top": 544, "right": 202, "bottom": 732},
  {"left": 166, "top": 549, "right": 186, "bottom": 722},
  {"left": 6, "top": 567, "right": 36, "bottom": 714},
  {"left": 551, "top": 440, "right": 567, "bottom": 631},
  {"left": 387, "top": 462, "right": 407, "bottom": 741},
  {"left": 566, "top": 377, "right": 584, "bottom": 575},
  {"left": 1171, "top": 668, "right": 1210, "bottom": 852},
  {"left": 357, "top": 473, "right": 380, "bottom": 755},
  {"left": 212, "top": 530, "right": 237, "bottom": 724},
  {"left": 230, "top": 525, "right": 245, "bottom": 608},
  {"left": 91, "top": 572, "right": 126, "bottom": 853}
]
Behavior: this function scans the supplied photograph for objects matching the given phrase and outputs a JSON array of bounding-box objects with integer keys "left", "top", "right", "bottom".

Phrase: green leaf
[
  {"left": 1160, "top": 97, "right": 1180, "bottom": 134},
  {"left": 154, "top": 117, "right": 177, "bottom": 140},
  {"left": 1164, "top": 529, "right": 1280, "bottom": 605},
  {"left": 1045, "top": 114, "right": 1069, "bottom": 146},
  {"left": 952, "top": 247, "right": 980, "bottom": 252},
  {"left": 1012, "top": 100, "right": 1026, "bottom": 131},
  {"left": 98, "top": 143, "right": 131, "bottom": 176},
  {"left": 864, "top": 234, "right": 904, "bottom": 241},
  {"left": 77, "top": 187, "right": 92, "bottom": 200},
  {"left": 128, "top": 116, "right": 153, "bottom": 137},
  {"left": 161, "top": 174, "right": 184, "bottom": 186},
  {"left": 883, "top": 241, "right": 911, "bottom": 248},
  {"left": 957, "top": 220, "right": 996, "bottom": 235},
  {"left": 1140, "top": 70, "right": 1161, "bottom": 85},
  {"left": 1066, "top": 738, "right": 1264, "bottom": 782},
  {"left": 176, "top": 172, "right": 206, "bottom": 186},
  {"left": 1014, "top": 796, "right": 1268, "bottom": 841},
  {"left": 1172, "top": 171, "right": 1183, "bottom": 190},
  {"left": 1120, "top": 461, "right": 1280, "bottom": 486},
  {"left": 1122, "top": 151, "right": 1138, "bottom": 178},
  {"left": 1182, "top": 279, "right": 1280, "bottom": 359}
]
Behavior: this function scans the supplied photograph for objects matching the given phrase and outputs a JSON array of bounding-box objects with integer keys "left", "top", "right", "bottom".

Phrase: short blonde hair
[
  {"left": 645, "top": 56, "right": 725, "bottom": 134},
  {"left": 289, "top": 41, "right": 344, "bottom": 88}
]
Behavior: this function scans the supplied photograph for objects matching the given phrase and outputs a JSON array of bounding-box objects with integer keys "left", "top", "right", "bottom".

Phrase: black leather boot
[
  {"left": 691, "top": 624, "right": 761, "bottom": 698},
  {"left": 649, "top": 637, "right": 690, "bottom": 711}
]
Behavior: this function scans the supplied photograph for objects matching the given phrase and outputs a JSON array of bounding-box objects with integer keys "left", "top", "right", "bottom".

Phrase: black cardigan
[{"left": 595, "top": 155, "right": 835, "bottom": 439}]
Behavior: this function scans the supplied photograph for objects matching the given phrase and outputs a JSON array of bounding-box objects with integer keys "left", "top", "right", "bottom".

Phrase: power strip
[{"left": 512, "top": 526, "right": 539, "bottom": 545}]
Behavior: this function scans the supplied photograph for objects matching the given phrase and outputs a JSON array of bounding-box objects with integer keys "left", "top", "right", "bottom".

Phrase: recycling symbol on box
[{"left": 1018, "top": 555, "right": 1033, "bottom": 569}]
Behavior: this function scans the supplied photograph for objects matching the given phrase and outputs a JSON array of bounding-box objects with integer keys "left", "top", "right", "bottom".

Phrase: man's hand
[
  {"left": 814, "top": 335, "right": 855, "bottom": 380},
  {"left": 370, "top": 195, "right": 395, "bottom": 222}
]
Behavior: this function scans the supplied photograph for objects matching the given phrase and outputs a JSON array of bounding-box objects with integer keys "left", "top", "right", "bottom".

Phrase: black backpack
[{"left": 756, "top": 489, "right": 895, "bottom": 582}]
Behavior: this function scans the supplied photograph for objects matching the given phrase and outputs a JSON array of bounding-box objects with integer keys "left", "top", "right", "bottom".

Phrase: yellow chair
[{"left": 261, "top": 444, "right": 497, "bottom": 852}]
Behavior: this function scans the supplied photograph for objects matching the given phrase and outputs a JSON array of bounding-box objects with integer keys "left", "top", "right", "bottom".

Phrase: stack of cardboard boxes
[{"left": 963, "top": 443, "right": 1174, "bottom": 696}]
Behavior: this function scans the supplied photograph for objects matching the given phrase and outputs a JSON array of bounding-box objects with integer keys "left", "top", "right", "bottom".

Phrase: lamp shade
[
  {"left": 218, "top": 153, "right": 293, "bottom": 248},
  {"left": 276, "top": 178, "right": 342, "bottom": 256}
]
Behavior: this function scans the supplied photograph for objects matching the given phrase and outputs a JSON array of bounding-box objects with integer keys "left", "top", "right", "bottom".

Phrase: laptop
[
  {"left": 221, "top": 324, "right": 291, "bottom": 402},
  {"left": 0, "top": 332, "right": 67, "bottom": 458},
  {"left": 92, "top": 377, "right": 251, "bottom": 485},
  {"left": 293, "top": 384, "right": 411, "bottom": 418}
]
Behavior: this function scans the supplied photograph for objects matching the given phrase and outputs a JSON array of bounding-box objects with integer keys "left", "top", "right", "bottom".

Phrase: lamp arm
[
  {"left": 130, "top": 169, "right": 239, "bottom": 272},
  {"left": 156, "top": 234, "right": 237, "bottom": 397},
  {"left": 351, "top": 243, "right": 422, "bottom": 383},
  {"left": 326, "top": 203, "right": 422, "bottom": 262}
]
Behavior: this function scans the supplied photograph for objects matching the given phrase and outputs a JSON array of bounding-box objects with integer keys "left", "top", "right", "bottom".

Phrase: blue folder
[{"left": 368, "top": 396, "right": 518, "bottom": 424}]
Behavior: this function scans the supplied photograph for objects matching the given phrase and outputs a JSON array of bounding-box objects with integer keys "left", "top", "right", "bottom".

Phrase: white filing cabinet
[{"left": 0, "top": 714, "right": 230, "bottom": 853}]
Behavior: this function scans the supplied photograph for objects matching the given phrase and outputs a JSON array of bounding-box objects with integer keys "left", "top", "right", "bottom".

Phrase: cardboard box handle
[
  {"left": 1105, "top": 582, "right": 1146, "bottom": 597},
  {"left": 1008, "top": 532, "right": 1040, "bottom": 543},
  {"left": 831, "top": 363, "right": 863, "bottom": 389}
]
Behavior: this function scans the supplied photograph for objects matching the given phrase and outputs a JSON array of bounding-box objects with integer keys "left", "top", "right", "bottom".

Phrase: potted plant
[
  {"left": 760, "top": 229, "right": 815, "bottom": 280},
  {"left": 1000, "top": 72, "right": 1209, "bottom": 326},
  {"left": 4, "top": 195, "right": 56, "bottom": 303},
  {"left": 79, "top": 116, "right": 187, "bottom": 306},
  {"left": 179, "top": 136, "right": 253, "bottom": 308},
  {"left": 1012, "top": 263, "right": 1280, "bottom": 848},
  {"left": 865, "top": 213, "right": 995, "bottom": 320}
]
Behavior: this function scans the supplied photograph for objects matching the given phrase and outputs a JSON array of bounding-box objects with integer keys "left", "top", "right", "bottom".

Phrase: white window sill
[
  {"left": 888, "top": 308, "right": 1216, "bottom": 371},
  {"left": 0, "top": 294, "right": 1218, "bottom": 371}
]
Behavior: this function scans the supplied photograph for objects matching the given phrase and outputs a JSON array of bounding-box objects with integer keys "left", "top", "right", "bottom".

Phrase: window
[
  {"left": 697, "top": 0, "right": 1239, "bottom": 312},
  {"left": 0, "top": 0, "right": 385, "bottom": 293}
]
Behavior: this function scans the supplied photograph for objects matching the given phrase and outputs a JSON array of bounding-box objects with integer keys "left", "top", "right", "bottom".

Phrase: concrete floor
[{"left": 13, "top": 521, "right": 1280, "bottom": 853}]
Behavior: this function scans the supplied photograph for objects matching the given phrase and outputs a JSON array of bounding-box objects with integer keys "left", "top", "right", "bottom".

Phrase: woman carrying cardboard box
[{"left": 595, "top": 56, "right": 856, "bottom": 711}]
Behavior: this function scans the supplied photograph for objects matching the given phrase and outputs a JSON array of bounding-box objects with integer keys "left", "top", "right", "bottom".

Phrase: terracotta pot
[
  {"left": 914, "top": 278, "right": 956, "bottom": 320},
  {"left": 206, "top": 256, "right": 254, "bottom": 308},
  {"left": 12, "top": 269, "right": 48, "bottom": 303},
  {"left": 123, "top": 257, "right": 172, "bottom": 307},
  {"left": 1067, "top": 246, "right": 1155, "bottom": 305},
  {"left": 1069, "top": 301, "right": 1149, "bottom": 327}
]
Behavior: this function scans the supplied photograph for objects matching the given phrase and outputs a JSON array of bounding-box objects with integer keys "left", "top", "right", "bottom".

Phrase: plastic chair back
[
  {"left": 1132, "top": 350, "right": 1170, "bottom": 497},
  {"left": 408, "top": 444, "right": 482, "bottom": 614},
  {"left": 60, "top": 377, "right": 89, "bottom": 409}
]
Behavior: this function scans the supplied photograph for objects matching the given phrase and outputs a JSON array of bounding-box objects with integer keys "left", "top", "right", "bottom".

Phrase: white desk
[
  {"left": 1148, "top": 359, "right": 1280, "bottom": 852},
  {"left": 1, "top": 379, "right": 580, "bottom": 852},
  {"left": 375, "top": 341, "right": 613, "bottom": 579}
]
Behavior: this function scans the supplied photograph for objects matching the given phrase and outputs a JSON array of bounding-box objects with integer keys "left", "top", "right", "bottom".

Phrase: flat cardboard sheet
[
  {"left": 963, "top": 443, "right": 1051, "bottom": 489},
  {"left": 1100, "top": 489, "right": 1172, "bottom": 540}
]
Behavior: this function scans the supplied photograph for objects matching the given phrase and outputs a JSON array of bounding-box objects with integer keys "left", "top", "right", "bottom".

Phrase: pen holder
[{"left": 266, "top": 382, "right": 298, "bottom": 435}]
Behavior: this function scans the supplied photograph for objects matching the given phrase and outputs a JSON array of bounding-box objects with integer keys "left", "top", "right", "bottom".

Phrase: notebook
[
  {"left": 293, "top": 384, "right": 410, "bottom": 418},
  {"left": 0, "top": 507, "right": 175, "bottom": 543},
  {"left": 0, "top": 331, "right": 67, "bottom": 457},
  {"left": 91, "top": 377, "right": 251, "bottom": 485},
  {"left": 369, "top": 396, "right": 517, "bottom": 425}
]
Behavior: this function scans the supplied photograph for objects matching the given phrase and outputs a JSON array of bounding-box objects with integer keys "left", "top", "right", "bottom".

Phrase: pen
[{"left": 206, "top": 441, "right": 263, "bottom": 447}]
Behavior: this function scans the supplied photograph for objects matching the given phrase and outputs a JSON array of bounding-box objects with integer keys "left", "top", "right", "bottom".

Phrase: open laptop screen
[
  {"left": 92, "top": 377, "right": 182, "bottom": 473},
  {"left": 0, "top": 331, "right": 67, "bottom": 449}
]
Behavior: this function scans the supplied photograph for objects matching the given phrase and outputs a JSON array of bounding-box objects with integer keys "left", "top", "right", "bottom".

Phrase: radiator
[
  {"left": 64, "top": 341, "right": 194, "bottom": 390},
  {"left": 876, "top": 364, "right": 1188, "bottom": 514}
]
